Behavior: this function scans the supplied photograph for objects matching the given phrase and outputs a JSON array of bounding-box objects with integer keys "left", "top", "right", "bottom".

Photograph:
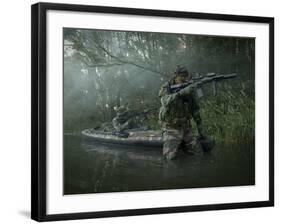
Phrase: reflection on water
[{"left": 64, "top": 135, "right": 255, "bottom": 194}]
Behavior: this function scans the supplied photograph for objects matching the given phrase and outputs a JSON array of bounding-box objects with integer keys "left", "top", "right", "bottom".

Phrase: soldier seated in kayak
[
  {"left": 112, "top": 105, "right": 149, "bottom": 137},
  {"left": 158, "top": 66, "right": 215, "bottom": 160}
]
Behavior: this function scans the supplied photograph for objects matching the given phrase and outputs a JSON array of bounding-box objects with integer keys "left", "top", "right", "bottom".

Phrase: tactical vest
[{"left": 159, "top": 93, "right": 191, "bottom": 127}]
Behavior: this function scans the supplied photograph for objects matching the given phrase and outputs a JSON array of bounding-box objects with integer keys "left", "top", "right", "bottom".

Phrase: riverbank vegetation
[{"left": 63, "top": 28, "right": 255, "bottom": 144}]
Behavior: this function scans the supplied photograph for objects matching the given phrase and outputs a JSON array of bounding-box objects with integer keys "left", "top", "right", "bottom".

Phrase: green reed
[{"left": 198, "top": 81, "right": 255, "bottom": 144}]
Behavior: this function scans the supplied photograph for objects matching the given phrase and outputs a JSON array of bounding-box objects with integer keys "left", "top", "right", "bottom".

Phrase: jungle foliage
[{"left": 63, "top": 28, "right": 255, "bottom": 143}]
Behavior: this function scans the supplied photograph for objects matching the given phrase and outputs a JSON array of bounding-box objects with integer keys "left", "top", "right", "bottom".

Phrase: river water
[{"left": 64, "top": 135, "right": 255, "bottom": 195}]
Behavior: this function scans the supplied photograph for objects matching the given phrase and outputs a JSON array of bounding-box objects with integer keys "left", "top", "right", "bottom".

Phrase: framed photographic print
[{"left": 31, "top": 2, "right": 274, "bottom": 222}]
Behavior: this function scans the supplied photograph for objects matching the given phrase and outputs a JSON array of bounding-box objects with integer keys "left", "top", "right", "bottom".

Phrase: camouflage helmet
[
  {"left": 114, "top": 105, "right": 127, "bottom": 113},
  {"left": 169, "top": 66, "right": 190, "bottom": 84},
  {"left": 174, "top": 66, "right": 189, "bottom": 77}
]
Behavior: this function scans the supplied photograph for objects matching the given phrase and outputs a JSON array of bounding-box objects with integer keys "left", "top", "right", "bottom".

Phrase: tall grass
[{"left": 198, "top": 81, "right": 255, "bottom": 144}]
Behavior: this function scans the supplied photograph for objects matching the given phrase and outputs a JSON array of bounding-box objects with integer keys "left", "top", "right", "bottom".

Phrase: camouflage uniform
[
  {"left": 112, "top": 106, "right": 137, "bottom": 133},
  {"left": 159, "top": 80, "right": 205, "bottom": 160}
]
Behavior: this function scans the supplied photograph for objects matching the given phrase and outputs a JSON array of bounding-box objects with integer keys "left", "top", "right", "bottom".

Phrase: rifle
[
  {"left": 167, "top": 73, "right": 236, "bottom": 152},
  {"left": 168, "top": 73, "right": 237, "bottom": 97}
]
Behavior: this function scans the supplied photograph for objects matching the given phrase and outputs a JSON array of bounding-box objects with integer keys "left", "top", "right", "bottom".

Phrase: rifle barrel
[{"left": 169, "top": 73, "right": 237, "bottom": 93}]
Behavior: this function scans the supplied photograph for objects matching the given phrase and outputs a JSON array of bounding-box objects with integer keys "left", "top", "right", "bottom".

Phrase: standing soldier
[{"left": 159, "top": 66, "right": 213, "bottom": 160}]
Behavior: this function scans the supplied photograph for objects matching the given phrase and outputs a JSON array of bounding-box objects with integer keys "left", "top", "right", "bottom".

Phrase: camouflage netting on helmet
[{"left": 174, "top": 66, "right": 189, "bottom": 76}]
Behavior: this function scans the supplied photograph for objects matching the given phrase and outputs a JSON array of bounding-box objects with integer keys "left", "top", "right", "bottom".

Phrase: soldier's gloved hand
[{"left": 179, "top": 83, "right": 197, "bottom": 96}]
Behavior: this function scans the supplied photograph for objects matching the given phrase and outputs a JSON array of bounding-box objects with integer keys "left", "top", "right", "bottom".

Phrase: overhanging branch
[{"left": 95, "top": 43, "right": 169, "bottom": 78}]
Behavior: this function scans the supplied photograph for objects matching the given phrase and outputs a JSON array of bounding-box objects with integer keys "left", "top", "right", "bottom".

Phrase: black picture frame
[{"left": 31, "top": 2, "right": 274, "bottom": 222}]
